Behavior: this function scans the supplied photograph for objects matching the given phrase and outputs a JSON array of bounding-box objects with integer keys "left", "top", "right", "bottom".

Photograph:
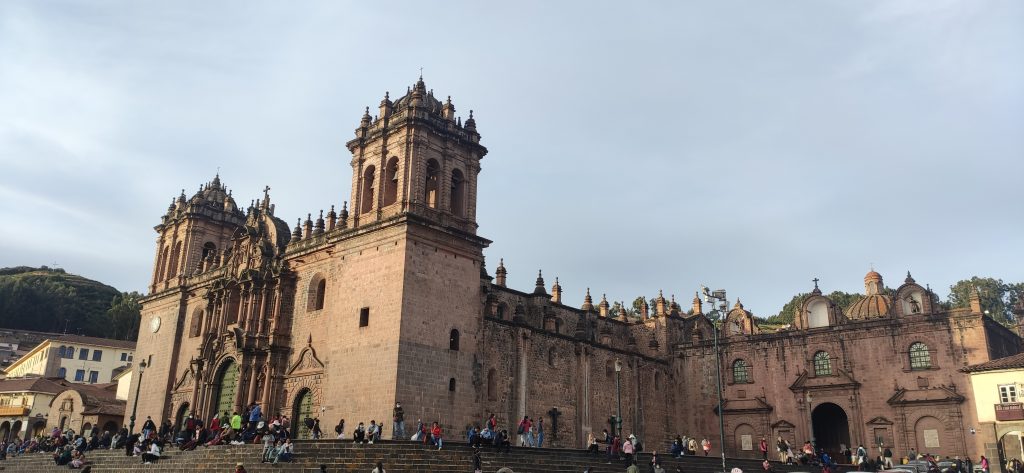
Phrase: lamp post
[
  {"left": 614, "top": 358, "right": 623, "bottom": 439},
  {"left": 702, "top": 286, "right": 728, "bottom": 473},
  {"left": 128, "top": 359, "right": 148, "bottom": 435}
]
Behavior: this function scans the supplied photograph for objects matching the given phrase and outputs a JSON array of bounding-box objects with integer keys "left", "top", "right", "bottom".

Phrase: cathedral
[{"left": 130, "top": 78, "right": 1021, "bottom": 461}]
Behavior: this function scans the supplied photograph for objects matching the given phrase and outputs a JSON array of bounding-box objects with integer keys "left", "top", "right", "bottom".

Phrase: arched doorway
[
  {"left": 59, "top": 416, "right": 68, "bottom": 431},
  {"left": 0, "top": 421, "right": 9, "bottom": 441},
  {"left": 999, "top": 431, "right": 1024, "bottom": 472},
  {"left": 812, "top": 402, "right": 850, "bottom": 459},
  {"left": 292, "top": 388, "right": 313, "bottom": 439},
  {"left": 102, "top": 421, "right": 118, "bottom": 434},
  {"left": 175, "top": 402, "right": 191, "bottom": 433},
  {"left": 11, "top": 420, "right": 22, "bottom": 440},
  {"left": 32, "top": 420, "right": 46, "bottom": 437},
  {"left": 213, "top": 359, "right": 240, "bottom": 418},
  {"left": 81, "top": 422, "right": 91, "bottom": 436}
]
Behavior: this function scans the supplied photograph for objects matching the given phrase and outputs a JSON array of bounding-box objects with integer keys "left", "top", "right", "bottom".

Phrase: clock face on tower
[{"left": 150, "top": 316, "right": 162, "bottom": 333}]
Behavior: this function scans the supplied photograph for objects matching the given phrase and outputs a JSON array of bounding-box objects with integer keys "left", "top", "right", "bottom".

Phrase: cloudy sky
[{"left": 1, "top": 1, "right": 1021, "bottom": 317}]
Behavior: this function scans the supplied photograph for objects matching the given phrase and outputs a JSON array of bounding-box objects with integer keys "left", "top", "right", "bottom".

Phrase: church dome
[
  {"left": 846, "top": 294, "right": 892, "bottom": 319},
  {"left": 847, "top": 269, "right": 892, "bottom": 319}
]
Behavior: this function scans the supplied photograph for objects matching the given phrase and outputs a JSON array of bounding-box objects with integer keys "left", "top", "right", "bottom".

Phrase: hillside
[{"left": 0, "top": 266, "right": 140, "bottom": 340}]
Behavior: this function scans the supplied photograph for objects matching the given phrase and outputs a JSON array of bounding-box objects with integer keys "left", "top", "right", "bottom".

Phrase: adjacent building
[
  {"left": 128, "top": 78, "right": 1021, "bottom": 462},
  {"left": 3, "top": 335, "right": 135, "bottom": 384},
  {"left": 0, "top": 377, "right": 66, "bottom": 440},
  {"left": 964, "top": 351, "right": 1024, "bottom": 472},
  {"left": 46, "top": 382, "right": 126, "bottom": 436}
]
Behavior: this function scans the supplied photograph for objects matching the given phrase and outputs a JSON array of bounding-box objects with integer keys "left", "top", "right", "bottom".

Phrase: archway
[
  {"left": 59, "top": 416, "right": 67, "bottom": 431},
  {"left": 32, "top": 420, "right": 46, "bottom": 437},
  {"left": 102, "top": 421, "right": 118, "bottom": 434},
  {"left": 812, "top": 402, "right": 850, "bottom": 459},
  {"left": 11, "top": 420, "right": 22, "bottom": 439},
  {"left": 999, "top": 430, "right": 1024, "bottom": 473},
  {"left": 81, "top": 422, "right": 91, "bottom": 436},
  {"left": 175, "top": 402, "right": 191, "bottom": 433},
  {"left": 0, "top": 421, "right": 9, "bottom": 441},
  {"left": 213, "top": 359, "right": 240, "bottom": 418},
  {"left": 292, "top": 388, "right": 313, "bottom": 439}
]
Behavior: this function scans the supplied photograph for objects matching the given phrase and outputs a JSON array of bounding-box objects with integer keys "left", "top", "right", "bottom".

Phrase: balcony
[
  {"left": 996, "top": 402, "right": 1024, "bottom": 421},
  {"left": 0, "top": 406, "right": 30, "bottom": 417}
]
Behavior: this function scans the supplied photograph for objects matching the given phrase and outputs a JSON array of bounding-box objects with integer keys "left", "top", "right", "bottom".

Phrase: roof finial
[{"left": 419, "top": 67, "right": 423, "bottom": 80}]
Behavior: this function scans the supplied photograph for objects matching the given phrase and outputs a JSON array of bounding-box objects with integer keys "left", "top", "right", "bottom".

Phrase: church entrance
[
  {"left": 292, "top": 389, "right": 313, "bottom": 439},
  {"left": 812, "top": 402, "right": 850, "bottom": 460},
  {"left": 175, "top": 402, "right": 190, "bottom": 433},
  {"left": 213, "top": 359, "right": 240, "bottom": 418}
]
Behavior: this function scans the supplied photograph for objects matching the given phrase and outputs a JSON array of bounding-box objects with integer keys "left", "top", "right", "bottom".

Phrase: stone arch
[
  {"left": 80, "top": 422, "right": 91, "bottom": 436},
  {"left": 201, "top": 241, "right": 218, "bottom": 260},
  {"left": 361, "top": 165, "right": 376, "bottom": 214},
  {"left": 306, "top": 273, "right": 326, "bottom": 311},
  {"left": 0, "top": 421, "right": 9, "bottom": 441},
  {"left": 812, "top": 402, "right": 850, "bottom": 458},
  {"left": 382, "top": 157, "right": 400, "bottom": 207},
  {"left": 156, "top": 245, "right": 170, "bottom": 283},
  {"left": 424, "top": 159, "right": 440, "bottom": 208},
  {"left": 913, "top": 415, "right": 945, "bottom": 454},
  {"left": 175, "top": 402, "right": 191, "bottom": 432},
  {"left": 102, "top": 420, "right": 118, "bottom": 434},
  {"left": 734, "top": 422, "right": 756, "bottom": 453},
  {"left": 450, "top": 168, "right": 466, "bottom": 216}
]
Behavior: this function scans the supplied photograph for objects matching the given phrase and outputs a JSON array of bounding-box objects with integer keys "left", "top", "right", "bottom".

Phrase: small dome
[
  {"left": 846, "top": 293, "right": 892, "bottom": 320},
  {"left": 864, "top": 270, "right": 882, "bottom": 282}
]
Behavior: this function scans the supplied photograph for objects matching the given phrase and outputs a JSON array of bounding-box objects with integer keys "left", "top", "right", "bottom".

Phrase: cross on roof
[{"left": 812, "top": 277, "right": 820, "bottom": 289}]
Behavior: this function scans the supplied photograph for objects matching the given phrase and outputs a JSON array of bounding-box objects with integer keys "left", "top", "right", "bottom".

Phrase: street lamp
[
  {"left": 128, "top": 359, "right": 148, "bottom": 435},
  {"left": 614, "top": 358, "right": 623, "bottom": 439},
  {"left": 702, "top": 285, "right": 728, "bottom": 473}
]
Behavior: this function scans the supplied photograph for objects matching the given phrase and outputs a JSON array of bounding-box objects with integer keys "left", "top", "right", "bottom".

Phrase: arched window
[
  {"left": 487, "top": 368, "right": 497, "bottom": 401},
  {"left": 361, "top": 165, "right": 376, "bottom": 214},
  {"left": 57, "top": 367, "right": 66, "bottom": 379},
  {"left": 167, "top": 241, "right": 182, "bottom": 280},
  {"left": 424, "top": 159, "right": 440, "bottom": 208},
  {"left": 383, "top": 157, "right": 399, "bottom": 207},
  {"left": 448, "top": 377, "right": 456, "bottom": 392},
  {"left": 496, "top": 304, "right": 507, "bottom": 320},
  {"left": 813, "top": 351, "right": 832, "bottom": 376},
  {"left": 547, "top": 347, "right": 556, "bottom": 367},
  {"left": 307, "top": 275, "right": 326, "bottom": 311},
  {"left": 201, "top": 242, "right": 217, "bottom": 260},
  {"left": 732, "top": 359, "right": 750, "bottom": 384},
  {"left": 156, "top": 246, "right": 169, "bottom": 283},
  {"left": 58, "top": 346, "right": 66, "bottom": 358},
  {"left": 449, "top": 329, "right": 460, "bottom": 351},
  {"left": 65, "top": 347, "right": 74, "bottom": 359},
  {"left": 450, "top": 168, "right": 465, "bottom": 217},
  {"left": 189, "top": 309, "right": 204, "bottom": 337},
  {"left": 909, "top": 342, "right": 932, "bottom": 370}
]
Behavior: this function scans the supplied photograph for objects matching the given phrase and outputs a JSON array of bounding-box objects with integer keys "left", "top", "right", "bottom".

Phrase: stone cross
[{"left": 547, "top": 407, "right": 561, "bottom": 440}]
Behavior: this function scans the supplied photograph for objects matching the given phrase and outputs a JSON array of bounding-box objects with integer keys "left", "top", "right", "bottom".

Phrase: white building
[
  {"left": 2, "top": 335, "right": 135, "bottom": 384},
  {"left": 0, "top": 377, "right": 66, "bottom": 440}
]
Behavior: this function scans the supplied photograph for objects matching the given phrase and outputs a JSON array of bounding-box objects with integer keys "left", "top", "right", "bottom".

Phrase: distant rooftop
[{"left": 962, "top": 351, "right": 1024, "bottom": 373}]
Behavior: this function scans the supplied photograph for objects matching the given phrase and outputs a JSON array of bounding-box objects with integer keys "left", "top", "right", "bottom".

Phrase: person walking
[
  {"left": 536, "top": 418, "right": 544, "bottom": 448},
  {"left": 883, "top": 446, "right": 894, "bottom": 469},
  {"left": 517, "top": 417, "right": 529, "bottom": 447},
  {"left": 980, "top": 456, "right": 989, "bottom": 473},
  {"left": 777, "top": 437, "right": 789, "bottom": 462},
  {"left": 760, "top": 437, "right": 768, "bottom": 460},
  {"left": 701, "top": 438, "right": 711, "bottom": 456},
  {"left": 335, "top": 419, "right": 345, "bottom": 440},
  {"left": 472, "top": 450, "right": 483, "bottom": 473},
  {"left": 392, "top": 402, "right": 405, "bottom": 440},
  {"left": 312, "top": 418, "right": 322, "bottom": 440},
  {"left": 688, "top": 438, "right": 698, "bottom": 457}
]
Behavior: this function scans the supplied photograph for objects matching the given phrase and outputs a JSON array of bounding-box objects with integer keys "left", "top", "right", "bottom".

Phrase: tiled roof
[
  {"left": 962, "top": 352, "right": 1024, "bottom": 373},
  {"left": 52, "top": 335, "right": 135, "bottom": 350},
  {"left": 0, "top": 377, "right": 68, "bottom": 394}
]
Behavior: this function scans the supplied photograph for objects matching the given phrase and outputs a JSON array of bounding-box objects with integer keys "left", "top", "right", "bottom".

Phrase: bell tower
[
  {"left": 149, "top": 175, "right": 245, "bottom": 293},
  {"left": 345, "top": 76, "right": 486, "bottom": 233}
]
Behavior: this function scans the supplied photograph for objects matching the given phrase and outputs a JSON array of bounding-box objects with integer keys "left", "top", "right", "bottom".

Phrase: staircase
[{"left": 0, "top": 440, "right": 817, "bottom": 473}]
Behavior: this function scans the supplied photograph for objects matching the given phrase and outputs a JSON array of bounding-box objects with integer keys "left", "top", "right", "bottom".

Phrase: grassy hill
[{"left": 0, "top": 266, "right": 140, "bottom": 340}]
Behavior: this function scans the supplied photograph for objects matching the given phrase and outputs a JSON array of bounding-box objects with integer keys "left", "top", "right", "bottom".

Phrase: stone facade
[{"left": 128, "top": 78, "right": 1020, "bottom": 461}]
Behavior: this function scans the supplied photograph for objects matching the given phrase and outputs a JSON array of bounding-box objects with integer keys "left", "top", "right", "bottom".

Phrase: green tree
[
  {"left": 947, "top": 277, "right": 1023, "bottom": 324},
  {"left": 106, "top": 292, "right": 143, "bottom": 341}
]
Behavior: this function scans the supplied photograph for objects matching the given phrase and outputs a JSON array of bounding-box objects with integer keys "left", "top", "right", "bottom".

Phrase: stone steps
[{"left": 0, "top": 440, "right": 816, "bottom": 473}]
